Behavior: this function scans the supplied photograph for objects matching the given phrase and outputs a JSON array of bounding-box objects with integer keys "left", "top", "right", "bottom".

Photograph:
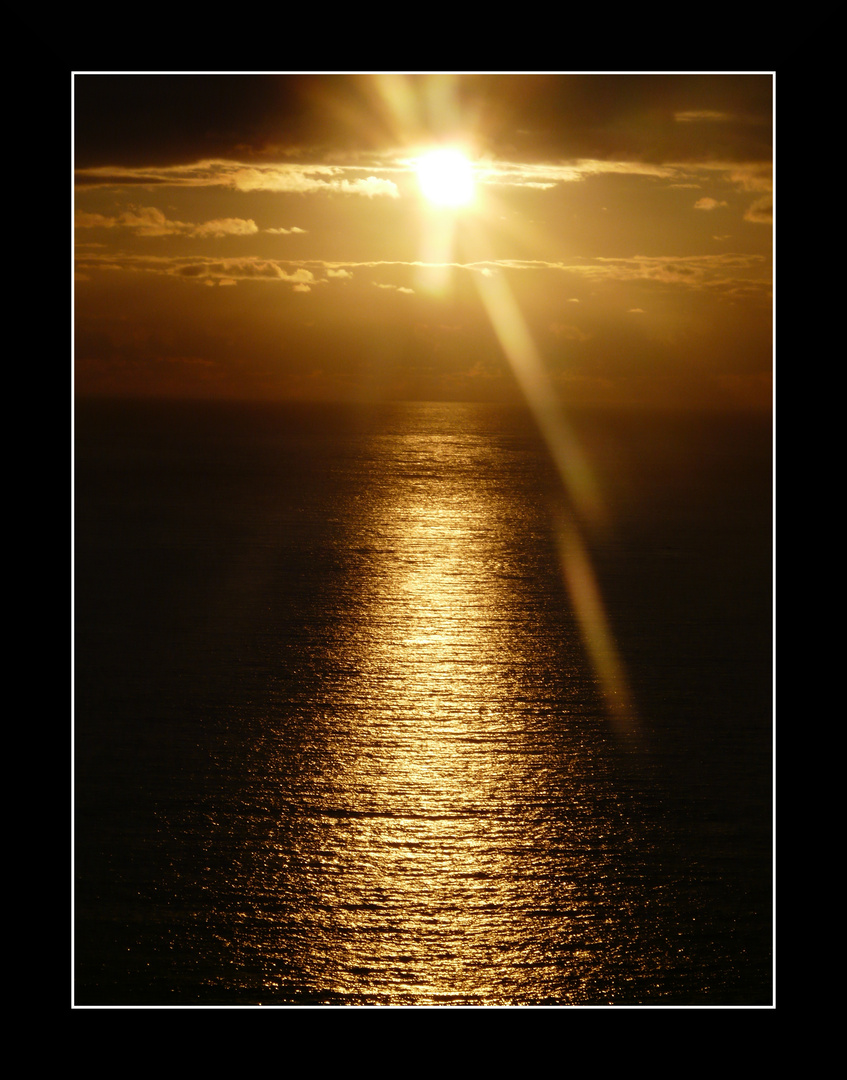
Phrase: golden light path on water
[
  {"left": 218, "top": 407, "right": 640, "bottom": 1006},
  {"left": 321, "top": 458, "right": 529, "bottom": 1000}
]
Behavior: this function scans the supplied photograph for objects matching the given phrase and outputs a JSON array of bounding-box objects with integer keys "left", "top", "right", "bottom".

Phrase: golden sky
[{"left": 73, "top": 73, "right": 773, "bottom": 409}]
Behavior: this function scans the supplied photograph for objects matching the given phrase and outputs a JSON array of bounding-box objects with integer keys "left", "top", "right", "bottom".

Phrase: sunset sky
[{"left": 73, "top": 73, "right": 773, "bottom": 409}]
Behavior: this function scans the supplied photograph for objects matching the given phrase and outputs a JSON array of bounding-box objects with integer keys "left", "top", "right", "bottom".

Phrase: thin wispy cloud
[
  {"left": 75, "top": 154, "right": 767, "bottom": 199},
  {"left": 75, "top": 250, "right": 770, "bottom": 295},
  {"left": 374, "top": 282, "right": 415, "bottom": 294},
  {"left": 75, "top": 206, "right": 259, "bottom": 238},
  {"left": 675, "top": 110, "right": 733, "bottom": 123},
  {"left": 75, "top": 160, "right": 403, "bottom": 197}
]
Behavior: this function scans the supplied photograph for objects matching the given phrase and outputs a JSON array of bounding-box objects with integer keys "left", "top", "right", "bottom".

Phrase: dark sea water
[{"left": 74, "top": 398, "right": 773, "bottom": 1007}]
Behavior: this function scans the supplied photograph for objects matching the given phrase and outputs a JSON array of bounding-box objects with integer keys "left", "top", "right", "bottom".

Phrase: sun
[{"left": 416, "top": 148, "right": 475, "bottom": 207}]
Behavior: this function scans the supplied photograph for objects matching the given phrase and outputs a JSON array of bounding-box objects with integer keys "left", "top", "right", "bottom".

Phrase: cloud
[
  {"left": 74, "top": 212, "right": 118, "bottom": 229},
  {"left": 674, "top": 110, "right": 732, "bottom": 123},
  {"left": 266, "top": 226, "right": 307, "bottom": 234},
  {"left": 459, "top": 254, "right": 769, "bottom": 293},
  {"left": 700, "top": 162, "right": 772, "bottom": 194},
  {"left": 175, "top": 260, "right": 316, "bottom": 286},
  {"left": 75, "top": 146, "right": 772, "bottom": 212},
  {"left": 475, "top": 158, "right": 679, "bottom": 190},
  {"left": 341, "top": 176, "right": 400, "bottom": 197},
  {"left": 76, "top": 251, "right": 318, "bottom": 288},
  {"left": 75, "top": 159, "right": 401, "bottom": 198},
  {"left": 588, "top": 252, "right": 771, "bottom": 290},
  {"left": 550, "top": 322, "right": 590, "bottom": 342},
  {"left": 76, "top": 250, "right": 771, "bottom": 299},
  {"left": 375, "top": 282, "right": 414, "bottom": 293},
  {"left": 229, "top": 164, "right": 339, "bottom": 192},
  {"left": 744, "top": 195, "right": 773, "bottom": 225},
  {"left": 192, "top": 218, "right": 259, "bottom": 238},
  {"left": 119, "top": 206, "right": 189, "bottom": 236},
  {"left": 240, "top": 168, "right": 403, "bottom": 198},
  {"left": 477, "top": 157, "right": 775, "bottom": 200},
  {"left": 694, "top": 197, "right": 728, "bottom": 211},
  {"left": 75, "top": 205, "right": 258, "bottom": 238},
  {"left": 75, "top": 153, "right": 708, "bottom": 203}
]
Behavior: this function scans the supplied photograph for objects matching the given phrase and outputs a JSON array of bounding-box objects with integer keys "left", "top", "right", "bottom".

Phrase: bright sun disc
[{"left": 417, "top": 149, "right": 475, "bottom": 207}]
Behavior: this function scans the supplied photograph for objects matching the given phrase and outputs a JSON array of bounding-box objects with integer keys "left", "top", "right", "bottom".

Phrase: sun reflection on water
[{"left": 229, "top": 405, "right": 636, "bottom": 1005}]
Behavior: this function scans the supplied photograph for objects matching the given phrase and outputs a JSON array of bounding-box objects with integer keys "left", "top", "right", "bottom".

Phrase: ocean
[{"left": 74, "top": 398, "right": 772, "bottom": 1006}]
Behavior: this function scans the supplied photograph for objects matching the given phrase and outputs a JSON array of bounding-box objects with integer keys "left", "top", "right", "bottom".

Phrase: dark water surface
[{"left": 74, "top": 399, "right": 772, "bottom": 1006}]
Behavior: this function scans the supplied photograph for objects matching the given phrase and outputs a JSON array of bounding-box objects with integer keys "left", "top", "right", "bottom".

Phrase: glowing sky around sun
[
  {"left": 416, "top": 149, "right": 475, "bottom": 207},
  {"left": 74, "top": 73, "right": 773, "bottom": 409}
]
